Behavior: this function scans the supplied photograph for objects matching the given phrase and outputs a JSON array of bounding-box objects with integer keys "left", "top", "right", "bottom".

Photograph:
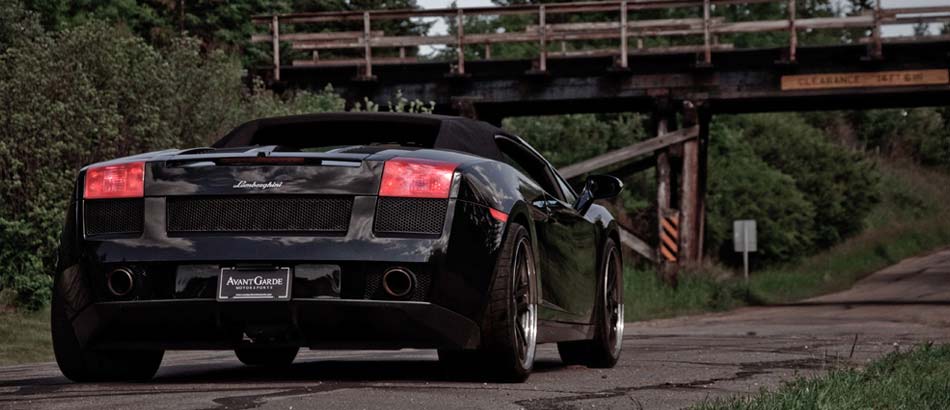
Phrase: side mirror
[{"left": 574, "top": 175, "right": 624, "bottom": 214}]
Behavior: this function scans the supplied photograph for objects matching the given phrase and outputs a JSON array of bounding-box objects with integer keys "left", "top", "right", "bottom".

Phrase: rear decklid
[{"left": 145, "top": 146, "right": 380, "bottom": 197}]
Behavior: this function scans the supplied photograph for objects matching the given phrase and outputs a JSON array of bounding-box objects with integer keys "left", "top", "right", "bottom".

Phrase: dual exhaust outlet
[
  {"left": 106, "top": 267, "right": 136, "bottom": 297},
  {"left": 107, "top": 266, "right": 417, "bottom": 299},
  {"left": 382, "top": 268, "right": 416, "bottom": 299}
]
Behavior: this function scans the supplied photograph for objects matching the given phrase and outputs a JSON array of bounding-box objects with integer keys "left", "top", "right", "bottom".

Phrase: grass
[
  {"left": 0, "top": 307, "right": 53, "bottom": 365},
  {"left": 691, "top": 344, "right": 950, "bottom": 410},
  {"left": 624, "top": 160, "right": 950, "bottom": 319}
]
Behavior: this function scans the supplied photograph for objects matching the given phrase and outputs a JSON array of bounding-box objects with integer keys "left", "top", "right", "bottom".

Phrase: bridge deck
[
  {"left": 268, "top": 39, "right": 950, "bottom": 117},
  {"left": 252, "top": 0, "right": 950, "bottom": 117}
]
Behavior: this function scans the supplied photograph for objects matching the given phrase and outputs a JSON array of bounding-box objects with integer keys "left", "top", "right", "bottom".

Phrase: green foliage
[
  {"left": 705, "top": 121, "right": 817, "bottom": 266},
  {"left": 504, "top": 113, "right": 648, "bottom": 168},
  {"left": 726, "top": 113, "right": 880, "bottom": 249},
  {"left": 692, "top": 344, "right": 950, "bottom": 410},
  {"left": 0, "top": 8, "right": 349, "bottom": 310}
]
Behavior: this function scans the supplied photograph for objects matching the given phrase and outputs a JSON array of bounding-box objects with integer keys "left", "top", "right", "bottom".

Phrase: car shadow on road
[{"left": 151, "top": 357, "right": 570, "bottom": 385}]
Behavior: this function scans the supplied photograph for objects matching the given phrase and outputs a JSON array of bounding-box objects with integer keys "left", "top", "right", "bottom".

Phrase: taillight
[
  {"left": 379, "top": 158, "right": 458, "bottom": 198},
  {"left": 83, "top": 161, "right": 146, "bottom": 199}
]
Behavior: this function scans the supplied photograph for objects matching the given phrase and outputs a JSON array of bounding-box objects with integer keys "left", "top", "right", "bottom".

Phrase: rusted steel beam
[{"left": 559, "top": 125, "right": 700, "bottom": 179}]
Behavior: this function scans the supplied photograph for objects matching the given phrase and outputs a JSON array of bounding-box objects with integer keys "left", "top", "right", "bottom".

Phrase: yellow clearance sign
[{"left": 781, "top": 69, "right": 950, "bottom": 91}]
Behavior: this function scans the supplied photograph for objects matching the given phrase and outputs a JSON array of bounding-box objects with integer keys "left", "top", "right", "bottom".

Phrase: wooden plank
[
  {"left": 251, "top": 31, "right": 381, "bottom": 43},
  {"left": 781, "top": 69, "right": 950, "bottom": 91},
  {"left": 292, "top": 56, "right": 417, "bottom": 67},
  {"left": 251, "top": 0, "right": 780, "bottom": 24},
  {"left": 559, "top": 126, "right": 700, "bottom": 179},
  {"left": 551, "top": 44, "right": 733, "bottom": 59},
  {"left": 619, "top": 227, "right": 656, "bottom": 262}
]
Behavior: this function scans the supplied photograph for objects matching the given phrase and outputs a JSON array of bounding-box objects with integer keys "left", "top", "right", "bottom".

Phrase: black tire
[
  {"left": 51, "top": 275, "right": 164, "bottom": 382},
  {"left": 557, "top": 238, "right": 624, "bottom": 368},
  {"left": 234, "top": 347, "right": 299, "bottom": 367},
  {"left": 478, "top": 222, "right": 538, "bottom": 382}
]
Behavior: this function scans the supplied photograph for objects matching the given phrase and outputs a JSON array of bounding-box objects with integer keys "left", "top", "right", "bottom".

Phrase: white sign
[{"left": 733, "top": 220, "right": 757, "bottom": 253}]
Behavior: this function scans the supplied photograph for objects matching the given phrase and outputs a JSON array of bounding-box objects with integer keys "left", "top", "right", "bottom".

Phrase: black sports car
[{"left": 52, "top": 113, "right": 625, "bottom": 382}]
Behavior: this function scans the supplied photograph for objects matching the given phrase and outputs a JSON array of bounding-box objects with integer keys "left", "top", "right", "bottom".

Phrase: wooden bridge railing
[{"left": 252, "top": 0, "right": 950, "bottom": 80}]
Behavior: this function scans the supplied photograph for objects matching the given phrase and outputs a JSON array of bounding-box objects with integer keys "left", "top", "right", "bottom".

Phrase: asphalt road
[{"left": 3, "top": 249, "right": 950, "bottom": 410}]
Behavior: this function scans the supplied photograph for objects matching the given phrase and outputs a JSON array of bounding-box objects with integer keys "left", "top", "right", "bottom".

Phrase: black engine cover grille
[
  {"left": 167, "top": 196, "right": 352, "bottom": 234},
  {"left": 84, "top": 199, "right": 144, "bottom": 236},
  {"left": 374, "top": 197, "right": 448, "bottom": 235}
]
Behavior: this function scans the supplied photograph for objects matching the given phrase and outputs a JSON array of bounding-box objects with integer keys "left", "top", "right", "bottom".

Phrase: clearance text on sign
[{"left": 781, "top": 69, "right": 950, "bottom": 91}]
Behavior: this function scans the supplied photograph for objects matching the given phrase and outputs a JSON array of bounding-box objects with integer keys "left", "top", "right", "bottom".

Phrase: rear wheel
[
  {"left": 51, "top": 275, "right": 164, "bottom": 382},
  {"left": 557, "top": 238, "right": 624, "bottom": 368},
  {"left": 476, "top": 222, "right": 538, "bottom": 382},
  {"left": 234, "top": 347, "right": 299, "bottom": 367}
]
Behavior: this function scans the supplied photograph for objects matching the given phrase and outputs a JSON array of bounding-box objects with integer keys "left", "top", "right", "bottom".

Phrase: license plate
[{"left": 217, "top": 267, "right": 291, "bottom": 301}]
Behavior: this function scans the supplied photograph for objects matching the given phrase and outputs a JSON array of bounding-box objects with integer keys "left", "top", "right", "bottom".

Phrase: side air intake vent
[
  {"left": 374, "top": 198, "right": 447, "bottom": 235},
  {"left": 84, "top": 199, "right": 144, "bottom": 236},
  {"left": 167, "top": 196, "right": 352, "bottom": 234}
]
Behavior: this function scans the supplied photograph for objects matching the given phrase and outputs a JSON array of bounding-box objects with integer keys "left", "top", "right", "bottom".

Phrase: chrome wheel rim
[
  {"left": 605, "top": 247, "right": 624, "bottom": 356},
  {"left": 513, "top": 237, "right": 538, "bottom": 369}
]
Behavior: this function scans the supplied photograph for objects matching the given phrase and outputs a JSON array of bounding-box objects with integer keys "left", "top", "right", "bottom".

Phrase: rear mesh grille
[
  {"left": 167, "top": 196, "right": 352, "bottom": 233},
  {"left": 374, "top": 198, "right": 447, "bottom": 235},
  {"left": 84, "top": 199, "right": 144, "bottom": 236}
]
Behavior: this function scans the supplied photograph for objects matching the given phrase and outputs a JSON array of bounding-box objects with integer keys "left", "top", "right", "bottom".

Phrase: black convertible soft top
[{"left": 213, "top": 112, "right": 506, "bottom": 162}]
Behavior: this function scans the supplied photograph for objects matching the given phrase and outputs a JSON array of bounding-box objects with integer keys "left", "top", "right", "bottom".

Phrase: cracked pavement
[{"left": 3, "top": 249, "right": 950, "bottom": 410}]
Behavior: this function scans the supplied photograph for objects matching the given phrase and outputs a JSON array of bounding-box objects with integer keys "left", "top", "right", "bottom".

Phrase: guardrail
[{"left": 252, "top": 0, "right": 950, "bottom": 80}]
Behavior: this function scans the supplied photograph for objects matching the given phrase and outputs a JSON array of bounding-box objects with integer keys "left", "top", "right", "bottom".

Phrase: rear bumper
[{"left": 76, "top": 299, "right": 481, "bottom": 350}]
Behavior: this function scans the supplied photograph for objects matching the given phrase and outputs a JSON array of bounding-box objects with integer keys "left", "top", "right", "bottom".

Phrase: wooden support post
[
  {"left": 697, "top": 106, "right": 711, "bottom": 262},
  {"left": 702, "top": 0, "right": 712, "bottom": 65},
  {"left": 539, "top": 5, "right": 547, "bottom": 72},
  {"left": 456, "top": 9, "right": 466, "bottom": 75},
  {"left": 654, "top": 108, "right": 676, "bottom": 286},
  {"left": 363, "top": 12, "right": 373, "bottom": 78},
  {"left": 485, "top": 43, "right": 492, "bottom": 60},
  {"left": 679, "top": 101, "right": 702, "bottom": 263},
  {"left": 788, "top": 0, "right": 797, "bottom": 62},
  {"left": 871, "top": 0, "right": 882, "bottom": 59},
  {"left": 271, "top": 15, "right": 281, "bottom": 81},
  {"left": 620, "top": 0, "right": 628, "bottom": 68}
]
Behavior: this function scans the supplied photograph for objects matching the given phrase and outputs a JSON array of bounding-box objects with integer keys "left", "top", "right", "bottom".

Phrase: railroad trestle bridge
[{"left": 250, "top": 0, "right": 950, "bottom": 279}]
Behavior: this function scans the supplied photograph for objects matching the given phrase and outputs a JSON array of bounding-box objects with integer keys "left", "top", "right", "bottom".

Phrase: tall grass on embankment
[
  {"left": 0, "top": 307, "right": 52, "bottom": 365},
  {"left": 691, "top": 344, "right": 950, "bottom": 410},
  {"left": 624, "top": 161, "right": 950, "bottom": 319}
]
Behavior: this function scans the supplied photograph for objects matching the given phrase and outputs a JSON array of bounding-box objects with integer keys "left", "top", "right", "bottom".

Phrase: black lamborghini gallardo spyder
[{"left": 52, "top": 113, "right": 625, "bottom": 382}]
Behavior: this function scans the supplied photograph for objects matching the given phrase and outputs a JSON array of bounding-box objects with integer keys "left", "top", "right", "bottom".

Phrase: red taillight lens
[
  {"left": 379, "top": 158, "right": 458, "bottom": 198},
  {"left": 83, "top": 161, "right": 146, "bottom": 199}
]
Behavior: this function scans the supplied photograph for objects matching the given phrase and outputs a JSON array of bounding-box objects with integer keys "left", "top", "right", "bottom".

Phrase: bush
[
  {"left": 730, "top": 114, "right": 880, "bottom": 248},
  {"left": 0, "top": 10, "right": 346, "bottom": 310},
  {"left": 705, "top": 121, "right": 817, "bottom": 266}
]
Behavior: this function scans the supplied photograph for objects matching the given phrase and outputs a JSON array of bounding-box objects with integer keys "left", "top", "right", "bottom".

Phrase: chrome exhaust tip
[
  {"left": 382, "top": 268, "right": 415, "bottom": 298},
  {"left": 107, "top": 268, "right": 135, "bottom": 297}
]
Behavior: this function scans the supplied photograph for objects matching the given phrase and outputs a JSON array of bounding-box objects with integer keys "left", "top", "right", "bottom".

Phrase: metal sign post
[{"left": 733, "top": 220, "right": 757, "bottom": 283}]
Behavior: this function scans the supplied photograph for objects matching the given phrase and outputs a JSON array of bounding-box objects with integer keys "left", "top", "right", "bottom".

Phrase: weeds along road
[{"left": 2, "top": 249, "right": 950, "bottom": 410}]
